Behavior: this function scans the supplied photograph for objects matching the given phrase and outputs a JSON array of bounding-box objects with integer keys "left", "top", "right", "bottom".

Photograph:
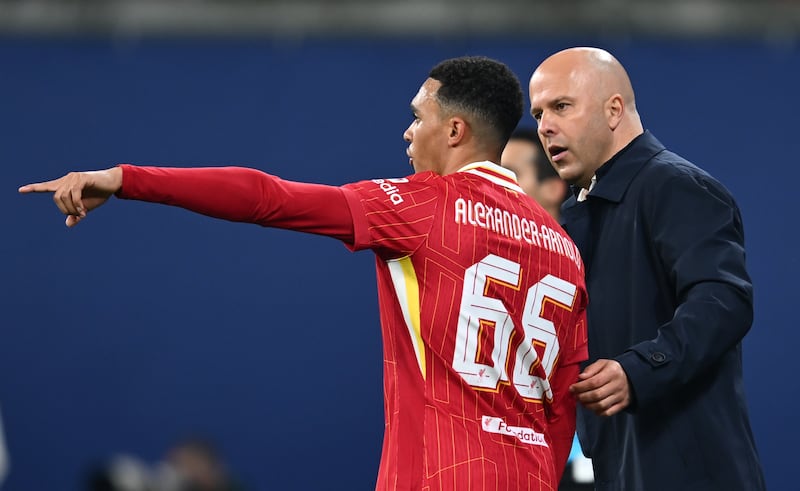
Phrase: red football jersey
[
  {"left": 117, "top": 162, "right": 588, "bottom": 491},
  {"left": 340, "top": 162, "right": 588, "bottom": 491}
]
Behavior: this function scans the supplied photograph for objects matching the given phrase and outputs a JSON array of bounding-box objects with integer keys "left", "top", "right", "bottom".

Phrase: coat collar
[{"left": 563, "top": 130, "right": 666, "bottom": 211}]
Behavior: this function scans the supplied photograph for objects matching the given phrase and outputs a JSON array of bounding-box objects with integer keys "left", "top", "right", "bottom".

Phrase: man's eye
[{"left": 532, "top": 111, "right": 542, "bottom": 121}]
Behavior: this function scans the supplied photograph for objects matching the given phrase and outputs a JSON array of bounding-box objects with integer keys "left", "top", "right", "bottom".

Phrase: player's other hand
[
  {"left": 19, "top": 167, "right": 123, "bottom": 227},
  {"left": 569, "top": 359, "right": 631, "bottom": 417}
]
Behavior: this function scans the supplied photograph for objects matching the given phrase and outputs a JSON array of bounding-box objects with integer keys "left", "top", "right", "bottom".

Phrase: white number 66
[{"left": 452, "top": 254, "right": 577, "bottom": 401}]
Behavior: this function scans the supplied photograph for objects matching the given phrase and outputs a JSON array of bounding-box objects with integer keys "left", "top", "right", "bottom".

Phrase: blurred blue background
[{"left": 1, "top": 1, "right": 799, "bottom": 490}]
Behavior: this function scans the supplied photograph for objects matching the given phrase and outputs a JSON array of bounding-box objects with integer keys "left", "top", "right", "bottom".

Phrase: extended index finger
[{"left": 18, "top": 178, "right": 63, "bottom": 194}]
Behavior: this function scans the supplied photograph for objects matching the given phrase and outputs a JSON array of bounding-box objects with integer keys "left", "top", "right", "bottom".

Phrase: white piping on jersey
[
  {"left": 387, "top": 257, "right": 426, "bottom": 379},
  {"left": 457, "top": 161, "right": 526, "bottom": 194}
]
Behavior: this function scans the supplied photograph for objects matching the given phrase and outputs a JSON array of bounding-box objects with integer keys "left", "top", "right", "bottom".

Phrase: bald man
[{"left": 529, "top": 47, "right": 765, "bottom": 491}]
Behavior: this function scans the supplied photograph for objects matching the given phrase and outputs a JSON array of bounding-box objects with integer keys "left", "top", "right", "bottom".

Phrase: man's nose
[{"left": 403, "top": 125, "right": 412, "bottom": 143}]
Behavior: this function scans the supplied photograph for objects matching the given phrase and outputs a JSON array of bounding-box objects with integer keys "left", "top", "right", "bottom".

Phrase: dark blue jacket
[{"left": 561, "top": 132, "right": 765, "bottom": 491}]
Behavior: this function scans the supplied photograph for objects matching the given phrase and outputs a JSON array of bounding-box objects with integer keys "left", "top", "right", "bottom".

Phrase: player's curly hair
[{"left": 429, "top": 56, "right": 523, "bottom": 149}]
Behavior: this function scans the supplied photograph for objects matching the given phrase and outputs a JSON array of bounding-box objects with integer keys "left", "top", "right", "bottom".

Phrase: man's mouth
[{"left": 548, "top": 145, "right": 567, "bottom": 162}]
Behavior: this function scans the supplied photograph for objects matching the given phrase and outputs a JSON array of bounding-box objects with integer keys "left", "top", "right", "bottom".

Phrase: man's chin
[{"left": 556, "top": 171, "right": 579, "bottom": 187}]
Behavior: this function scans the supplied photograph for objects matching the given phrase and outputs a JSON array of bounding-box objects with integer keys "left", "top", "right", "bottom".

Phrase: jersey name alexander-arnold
[{"left": 454, "top": 197, "right": 582, "bottom": 271}]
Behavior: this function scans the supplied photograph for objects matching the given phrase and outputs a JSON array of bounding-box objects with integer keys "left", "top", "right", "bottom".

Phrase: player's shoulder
[{"left": 345, "top": 171, "right": 438, "bottom": 191}]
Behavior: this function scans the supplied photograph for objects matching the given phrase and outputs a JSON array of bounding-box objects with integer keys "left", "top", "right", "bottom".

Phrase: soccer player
[{"left": 20, "top": 56, "right": 587, "bottom": 491}]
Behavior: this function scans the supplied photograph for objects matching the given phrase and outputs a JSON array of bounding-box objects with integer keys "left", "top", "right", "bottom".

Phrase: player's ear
[{"left": 447, "top": 117, "right": 467, "bottom": 147}]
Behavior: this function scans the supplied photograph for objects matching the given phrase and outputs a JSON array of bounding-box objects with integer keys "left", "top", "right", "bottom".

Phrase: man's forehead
[
  {"left": 410, "top": 80, "right": 437, "bottom": 111},
  {"left": 529, "top": 70, "right": 580, "bottom": 103},
  {"left": 416, "top": 78, "right": 441, "bottom": 98}
]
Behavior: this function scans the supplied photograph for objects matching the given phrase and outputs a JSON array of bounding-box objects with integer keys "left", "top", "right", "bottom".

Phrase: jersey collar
[{"left": 458, "top": 161, "right": 525, "bottom": 194}]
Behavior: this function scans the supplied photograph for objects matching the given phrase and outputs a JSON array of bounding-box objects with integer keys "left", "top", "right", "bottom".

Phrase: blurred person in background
[
  {"left": 528, "top": 46, "right": 765, "bottom": 491},
  {"left": 163, "top": 438, "right": 243, "bottom": 491},
  {"left": 501, "top": 128, "right": 568, "bottom": 221},
  {"left": 86, "top": 454, "right": 155, "bottom": 491},
  {"left": 0, "top": 404, "right": 8, "bottom": 488},
  {"left": 85, "top": 438, "right": 242, "bottom": 491},
  {"left": 21, "top": 56, "right": 588, "bottom": 491}
]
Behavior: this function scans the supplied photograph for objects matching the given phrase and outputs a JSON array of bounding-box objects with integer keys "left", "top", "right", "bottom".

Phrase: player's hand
[
  {"left": 18, "top": 167, "right": 123, "bottom": 227},
  {"left": 569, "top": 359, "right": 631, "bottom": 417}
]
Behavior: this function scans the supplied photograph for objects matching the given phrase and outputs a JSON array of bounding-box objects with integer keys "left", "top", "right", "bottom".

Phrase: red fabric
[
  {"left": 116, "top": 162, "right": 588, "bottom": 490},
  {"left": 117, "top": 164, "right": 355, "bottom": 242},
  {"left": 342, "top": 166, "right": 588, "bottom": 490}
]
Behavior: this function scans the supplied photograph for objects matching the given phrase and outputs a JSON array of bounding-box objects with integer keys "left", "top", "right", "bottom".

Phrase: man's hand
[
  {"left": 570, "top": 359, "right": 631, "bottom": 417},
  {"left": 19, "top": 167, "right": 123, "bottom": 227}
]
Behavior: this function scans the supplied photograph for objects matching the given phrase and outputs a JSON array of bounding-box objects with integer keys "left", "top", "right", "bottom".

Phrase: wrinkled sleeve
[
  {"left": 341, "top": 173, "right": 441, "bottom": 258},
  {"left": 117, "top": 164, "right": 356, "bottom": 243}
]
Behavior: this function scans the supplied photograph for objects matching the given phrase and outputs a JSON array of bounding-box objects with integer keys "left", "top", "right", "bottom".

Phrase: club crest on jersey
[{"left": 372, "top": 178, "right": 408, "bottom": 205}]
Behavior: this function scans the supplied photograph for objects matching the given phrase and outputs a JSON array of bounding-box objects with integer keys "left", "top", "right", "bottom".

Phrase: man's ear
[
  {"left": 606, "top": 94, "right": 624, "bottom": 130},
  {"left": 448, "top": 117, "right": 468, "bottom": 147}
]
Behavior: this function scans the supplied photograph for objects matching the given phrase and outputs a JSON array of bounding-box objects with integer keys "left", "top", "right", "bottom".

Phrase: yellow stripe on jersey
[{"left": 387, "top": 256, "right": 426, "bottom": 379}]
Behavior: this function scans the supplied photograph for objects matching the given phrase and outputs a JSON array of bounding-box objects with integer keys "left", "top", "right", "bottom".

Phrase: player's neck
[{"left": 441, "top": 148, "right": 500, "bottom": 175}]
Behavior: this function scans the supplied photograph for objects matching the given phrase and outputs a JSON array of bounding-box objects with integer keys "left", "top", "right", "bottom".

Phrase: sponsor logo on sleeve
[{"left": 371, "top": 178, "right": 409, "bottom": 205}]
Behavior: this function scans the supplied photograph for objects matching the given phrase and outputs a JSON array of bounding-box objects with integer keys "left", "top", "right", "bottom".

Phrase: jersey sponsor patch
[
  {"left": 482, "top": 416, "right": 549, "bottom": 447},
  {"left": 371, "top": 178, "right": 409, "bottom": 205}
]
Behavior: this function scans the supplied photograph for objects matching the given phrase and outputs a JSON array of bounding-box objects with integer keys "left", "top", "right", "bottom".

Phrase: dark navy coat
[{"left": 561, "top": 132, "right": 765, "bottom": 491}]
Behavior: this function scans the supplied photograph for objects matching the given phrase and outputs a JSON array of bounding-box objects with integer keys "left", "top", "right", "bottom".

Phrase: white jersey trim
[{"left": 458, "top": 161, "right": 526, "bottom": 194}]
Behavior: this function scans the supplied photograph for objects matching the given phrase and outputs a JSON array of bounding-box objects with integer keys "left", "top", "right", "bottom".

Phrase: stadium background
[{"left": 1, "top": 1, "right": 798, "bottom": 489}]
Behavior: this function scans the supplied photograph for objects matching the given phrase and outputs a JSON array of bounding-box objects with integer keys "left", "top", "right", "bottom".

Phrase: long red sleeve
[{"left": 116, "top": 164, "right": 355, "bottom": 243}]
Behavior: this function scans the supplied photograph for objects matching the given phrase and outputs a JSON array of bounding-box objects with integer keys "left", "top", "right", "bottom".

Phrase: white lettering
[
  {"left": 455, "top": 198, "right": 467, "bottom": 224},
  {"left": 529, "top": 220, "right": 541, "bottom": 247},
  {"left": 541, "top": 225, "right": 553, "bottom": 252},
  {"left": 372, "top": 179, "right": 405, "bottom": 205},
  {"left": 511, "top": 214, "right": 521, "bottom": 241},
  {"left": 475, "top": 202, "right": 486, "bottom": 227},
  {"left": 502, "top": 210, "right": 512, "bottom": 237},
  {"left": 467, "top": 200, "right": 476, "bottom": 226},
  {"left": 485, "top": 205, "right": 495, "bottom": 231},
  {"left": 549, "top": 227, "right": 564, "bottom": 255},
  {"left": 451, "top": 198, "right": 581, "bottom": 271},
  {"left": 521, "top": 219, "right": 531, "bottom": 243}
]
